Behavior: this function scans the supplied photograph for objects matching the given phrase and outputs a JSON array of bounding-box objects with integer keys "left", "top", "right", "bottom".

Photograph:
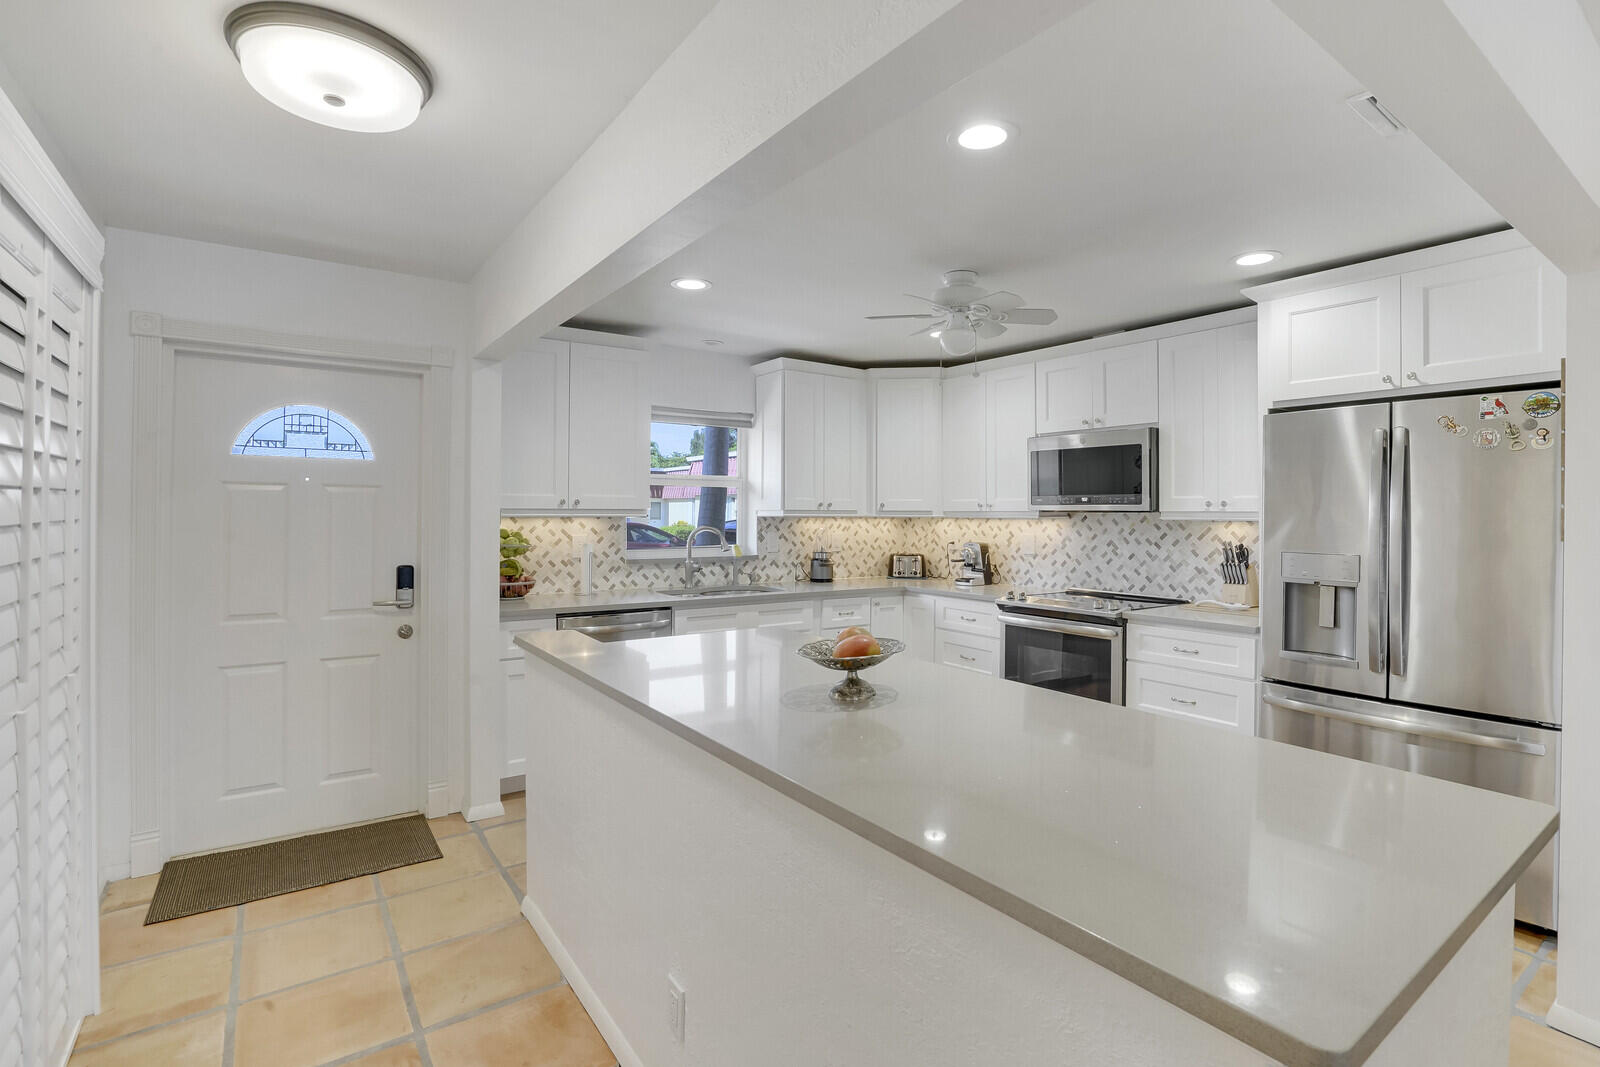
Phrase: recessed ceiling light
[
  {"left": 670, "top": 277, "right": 711, "bottom": 292},
  {"left": 1233, "top": 250, "right": 1281, "bottom": 267},
  {"left": 955, "top": 122, "right": 1013, "bottom": 150},
  {"left": 225, "top": 3, "right": 433, "bottom": 133},
  {"left": 923, "top": 828, "right": 947, "bottom": 844}
]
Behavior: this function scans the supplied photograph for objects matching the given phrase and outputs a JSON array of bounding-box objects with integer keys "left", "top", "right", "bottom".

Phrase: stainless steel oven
[
  {"left": 1028, "top": 426, "right": 1157, "bottom": 511},
  {"left": 997, "top": 590, "right": 1186, "bottom": 704},
  {"left": 1000, "top": 611, "right": 1125, "bottom": 703}
]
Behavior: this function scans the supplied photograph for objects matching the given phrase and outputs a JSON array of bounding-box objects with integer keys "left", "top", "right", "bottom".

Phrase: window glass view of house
[{"left": 627, "top": 420, "right": 741, "bottom": 551}]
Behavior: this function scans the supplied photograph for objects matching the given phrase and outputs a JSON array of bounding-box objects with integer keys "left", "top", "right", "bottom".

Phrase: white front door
[{"left": 169, "top": 352, "right": 423, "bottom": 855}]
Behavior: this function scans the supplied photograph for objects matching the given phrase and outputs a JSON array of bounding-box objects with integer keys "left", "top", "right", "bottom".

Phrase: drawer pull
[
  {"left": 1170, "top": 697, "right": 1198, "bottom": 706},
  {"left": 1172, "top": 645, "right": 1200, "bottom": 655},
  {"left": 959, "top": 654, "right": 976, "bottom": 663},
  {"left": 960, "top": 614, "right": 977, "bottom": 623}
]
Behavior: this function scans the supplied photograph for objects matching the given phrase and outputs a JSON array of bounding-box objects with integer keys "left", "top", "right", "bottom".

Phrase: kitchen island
[{"left": 515, "top": 628, "right": 1554, "bottom": 1067}]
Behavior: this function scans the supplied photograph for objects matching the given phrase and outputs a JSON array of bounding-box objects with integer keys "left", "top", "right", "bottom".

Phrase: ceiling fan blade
[
  {"left": 975, "top": 319, "right": 1007, "bottom": 339},
  {"left": 980, "top": 291, "right": 1023, "bottom": 313},
  {"left": 1003, "top": 308, "right": 1058, "bottom": 326},
  {"left": 902, "top": 292, "right": 952, "bottom": 311},
  {"left": 910, "top": 322, "right": 945, "bottom": 337},
  {"left": 865, "top": 314, "right": 938, "bottom": 320}
]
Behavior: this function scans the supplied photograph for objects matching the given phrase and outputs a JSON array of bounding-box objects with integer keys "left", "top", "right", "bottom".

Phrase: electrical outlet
[
  {"left": 1020, "top": 533, "right": 1038, "bottom": 558},
  {"left": 667, "top": 974, "right": 686, "bottom": 1044}
]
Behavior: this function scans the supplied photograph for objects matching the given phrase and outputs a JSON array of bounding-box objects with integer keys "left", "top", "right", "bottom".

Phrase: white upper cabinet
[
  {"left": 1400, "top": 246, "right": 1564, "bottom": 386},
  {"left": 939, "top": 374, "right": 987, "bottom": 513},
  {"left": 500, "top": 340, "right": 647, "bottom": 515},
  {"left": 873, "top": 376, "right": 940, "bottom": 513},
  {"left": 749, "top": 362, "right": 865, "bottom": 515},
  {"left": 1249, "top": 232, "right": 1564, "bottom": 406},
  {"left": 986, "top": 366, "right": 1035, "bottom": 512},
  {"left": 1157, "top": 323, "right": 1259, "bottom": 518},
  {"left": 1035, "top": 340, "right": 1158, "bottom": 432},
  {"left": 567, "top": 343, "right": 649, "bottom": 513},
  {"left": 501, "top": 340, "right": 570, "bottom": 511},
  {"left": 1259, "top": 276, "right": 1401, "bottom": 403},
  {"left": 942, "top": 366, "right": 1036, "bottom": 514}
]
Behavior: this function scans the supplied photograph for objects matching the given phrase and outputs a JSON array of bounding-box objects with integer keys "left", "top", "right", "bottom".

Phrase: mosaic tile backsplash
[{"left": 500, "top": 514, "right": 1259, "bottom": 603}]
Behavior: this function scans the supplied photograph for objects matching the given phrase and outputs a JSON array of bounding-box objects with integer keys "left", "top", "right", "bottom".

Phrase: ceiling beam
[
  {"left": 469, "top": 0, "right": 1092, "bottom": 360},
  {"left": 1269, "top": 0, "right": 1600, "bottom": 274}
]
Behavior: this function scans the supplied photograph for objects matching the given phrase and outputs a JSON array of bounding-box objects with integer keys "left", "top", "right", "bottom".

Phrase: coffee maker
[
  {"left": 809, "top": 549, "right": 834, "bottom": 582},
  {"left": 953, "top": 542, "right": 992, "bottom": 586}
]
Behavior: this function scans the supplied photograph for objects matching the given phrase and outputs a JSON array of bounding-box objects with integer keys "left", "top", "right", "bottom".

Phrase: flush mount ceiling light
[
  {"left": 1233, "top": 250, "right": 1281, "bottom": 267},
  {"left": 670, "top": 277, "right": 711, "bottom": 291},
  {"left": 225, "top": 3, "right": 433, "bottom": 133},
  {"left": 954, "top": 122, "right": 1013, "bottom": 150}
]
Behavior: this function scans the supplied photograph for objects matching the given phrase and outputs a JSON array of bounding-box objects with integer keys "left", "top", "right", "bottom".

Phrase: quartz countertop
[
  {"left": 516, "top": 627, "right": 1555, "bottom": 1066},
  {"left": 1127, "top": 602, "right": 1261, "bottom": 634},
  {"left": 500, "top": 576, "right": 1018, "bottom": 622}
]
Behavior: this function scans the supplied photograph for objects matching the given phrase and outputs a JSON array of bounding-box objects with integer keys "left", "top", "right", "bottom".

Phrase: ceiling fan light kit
[{"left": 864, "top": 269, "right": 1058, "bottom": 362}]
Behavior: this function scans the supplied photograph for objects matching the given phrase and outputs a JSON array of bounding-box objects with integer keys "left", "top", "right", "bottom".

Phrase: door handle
[
  {"left": 1368, "top": 428, "right": 1387, "bottom": 674},
  {"left": 1388, "top": 427, "right": 1409, "bottom": 677},
  {"left": 1262, "top": 693, "right": 1545, "bottom": 755},
  {"left": 375, "top": 563, "right": 416, "bottom": 609}
]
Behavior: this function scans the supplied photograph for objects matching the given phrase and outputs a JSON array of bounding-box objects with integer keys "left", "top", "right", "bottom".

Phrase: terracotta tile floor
[
  {"left": 72, "top": 806, "right": 1600, "bottom": 1065},
  {"left": 74, "top": 795, "right": 619, "bottom": 1067},
  {"left": 1512, "top": 925, "right": 1600, "bottom": 1066}
]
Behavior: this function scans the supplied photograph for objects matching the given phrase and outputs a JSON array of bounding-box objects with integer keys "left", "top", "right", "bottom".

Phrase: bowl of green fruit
[{"left": 499, "top": 528, "right": 535, "bottom": 598}]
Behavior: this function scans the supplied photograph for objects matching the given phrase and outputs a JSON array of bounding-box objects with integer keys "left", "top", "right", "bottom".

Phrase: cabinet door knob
[
  {"left": 573, "top": 498, "right": 580, "bottom": 506},
  {"left": 1094, "top": 417, "right": 1104, "bottom": 425},
  {"left": 1406, "top": 372, "right": 1419, "bottom": 382},
  {"left": 558, "top": 499, "right": 565, "bottom": 506},
  {"left": 1382, "top": 375, "right": 1395, "bottom": 385},
  {"left": 1205, "top": 500, "right": 1213, "bottom": 508},
  {"left": 1220, "top": 500, "right": 1227, "bottom": 508},
  {"left": 1081, "top": 419, "right": 1090, "bottom": 426},
  {"left": 880, "top": 502, "right": 885, "bottom": 509}
]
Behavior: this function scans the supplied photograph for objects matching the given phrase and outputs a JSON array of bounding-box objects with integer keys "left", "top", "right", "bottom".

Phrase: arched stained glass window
[{"left": 232, "top": 405, "right": 374, "bottom": 459}]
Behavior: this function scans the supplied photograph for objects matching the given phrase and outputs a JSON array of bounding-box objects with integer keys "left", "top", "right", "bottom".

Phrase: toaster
[{"left": 889, "top": 553, "right": 925, "bottom": 579}]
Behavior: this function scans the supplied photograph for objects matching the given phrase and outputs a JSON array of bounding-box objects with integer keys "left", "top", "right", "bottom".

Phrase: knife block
[{"left": 1220, "top": 565, "right": 1259, "bottom": 608}]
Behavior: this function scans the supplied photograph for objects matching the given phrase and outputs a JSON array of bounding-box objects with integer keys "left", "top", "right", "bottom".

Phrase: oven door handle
[
  {"left": 999, "top": 614, "right": 1122, "bottom": 641},
  {"left": 1261, "top": 694, "right": 1546, "bottom": 756}
]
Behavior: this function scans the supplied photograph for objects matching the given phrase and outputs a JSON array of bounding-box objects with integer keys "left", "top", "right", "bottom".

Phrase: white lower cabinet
[
  {"left": 937, "top": 631, "right": 1000, "bottom": 675},
  {"left": 1125, "top": 662, "right": 1256, "bottom": 733},
  {"left": 502, "top": 620, "right": 556, "bottom": 781},
  {"left": 905, "top": 595, "right": 936, "bottom": 662},
  {"left": 749, "top": 602, "right": 817, "bottom": 632},
  {"left": 673, "top": 605, "right": 744, "bottom": 635},
  {"left": 869, "top": 596, "right": 904, "bottom": 640},
  {"left": 674, "top": 600, "right": 818, "bottom": 636},
  {"left": 820, "top": 596, "right": 873, "bottom": 637},
  {"left": 1126, "top": 621, "right": 1259, "bottom": 734}
]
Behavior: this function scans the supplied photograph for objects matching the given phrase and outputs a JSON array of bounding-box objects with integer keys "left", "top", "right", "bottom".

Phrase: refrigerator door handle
[
  {"left": 1261, "top": 693, "right": 1547, "bottom": 756},
  {"left": 1388, "top": 426, "right": 1410, "bottom": 677},
  {"left": 1368, "top": 427, "right": 1388, "bottom": 675}
]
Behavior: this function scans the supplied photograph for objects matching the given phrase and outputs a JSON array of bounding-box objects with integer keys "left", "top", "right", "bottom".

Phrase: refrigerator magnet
[
  {"left": 1437, "top": 414, "right": 1468, "bottom": 436},
  {"left": 1474, "top": 427, "right": 1502, "bottom": 449},
  {"left": 1523, "top": 391, "right": 1561, "bottom": 418},
  {"left": 1531, "top": 427, "right": 1554, "bottom": 449},
  {"left": 1479, "top": 395, "right": 1496, "bottom": 419},
  {"left": 1510, "top": 438, "right": 1528, "bottom": 453}
]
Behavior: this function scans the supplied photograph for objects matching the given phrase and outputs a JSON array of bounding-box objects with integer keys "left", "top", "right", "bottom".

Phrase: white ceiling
[
  {"left": 0, "top": 0, "right": 716, "bottom": 280},
  {"left": 576, "top": 0, "right": 1504, "bottom": 365}
]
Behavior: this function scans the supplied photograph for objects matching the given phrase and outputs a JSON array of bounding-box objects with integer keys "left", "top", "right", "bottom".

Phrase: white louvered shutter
[{"left": 0, "top": 187, "right": 93, "bottom": 1067}]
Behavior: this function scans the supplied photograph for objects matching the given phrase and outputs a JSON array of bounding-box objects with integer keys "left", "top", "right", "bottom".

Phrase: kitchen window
[{"left": 625, "top": 413, "right": 753, "bottom": 561}]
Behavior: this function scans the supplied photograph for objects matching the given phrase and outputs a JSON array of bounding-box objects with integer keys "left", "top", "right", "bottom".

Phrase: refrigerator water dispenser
[{"left": 1279, "top": 552, "right": 1361, "bottom": 664}]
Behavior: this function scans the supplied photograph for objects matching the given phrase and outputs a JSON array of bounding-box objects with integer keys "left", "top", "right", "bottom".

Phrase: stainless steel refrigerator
[{"left": 1259, "top": 385, "right": 1563, "bottom": 928}]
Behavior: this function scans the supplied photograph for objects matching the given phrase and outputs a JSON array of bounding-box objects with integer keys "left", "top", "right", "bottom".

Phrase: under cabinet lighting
[{"left": 225, "top": 3, "right": 433, "bottom": 133}]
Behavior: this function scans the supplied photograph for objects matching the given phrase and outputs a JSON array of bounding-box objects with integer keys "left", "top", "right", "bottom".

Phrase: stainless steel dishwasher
[{"left": 555, "top": 607, "right": 674, "bottom": 642}]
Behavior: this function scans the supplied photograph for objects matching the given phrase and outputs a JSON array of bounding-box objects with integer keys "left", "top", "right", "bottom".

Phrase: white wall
[{"left": 96, "top": 228, "right": 472, "bottom": 881}]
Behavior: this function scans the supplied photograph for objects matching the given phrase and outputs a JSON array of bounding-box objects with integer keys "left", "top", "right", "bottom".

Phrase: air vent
[{"left": 1346, "top": 92, "right": 1408, "bottom": 137}]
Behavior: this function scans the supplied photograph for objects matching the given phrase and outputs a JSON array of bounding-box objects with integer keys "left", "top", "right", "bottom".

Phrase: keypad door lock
[{"left": 373, "top": 564, "right": 416, "bottom": 609}]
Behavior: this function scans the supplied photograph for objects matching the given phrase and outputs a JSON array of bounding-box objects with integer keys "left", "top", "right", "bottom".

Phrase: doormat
[{"left": 144, "top": 814, "right": 442, "bottom": 924}]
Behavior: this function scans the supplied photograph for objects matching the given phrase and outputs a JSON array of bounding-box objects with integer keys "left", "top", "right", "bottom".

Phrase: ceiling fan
[{"left": 866, "top": 269, "right": 1058, "bottom": 359}]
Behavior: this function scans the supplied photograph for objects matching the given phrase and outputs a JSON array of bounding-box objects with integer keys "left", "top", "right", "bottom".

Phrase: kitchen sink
[{"left": 654, "top": 584, "right": 787, "bottom": 597}]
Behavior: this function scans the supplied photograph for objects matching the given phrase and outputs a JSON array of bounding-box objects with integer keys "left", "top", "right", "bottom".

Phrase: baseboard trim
[
  {"left": 1548, "top": 1001, "right": 1600, "bottom": 1048},
  {"left": 521, "top": 894, "right": 644, "bottom": 1067},
  {"left": 129, "top": 831, "right": 161, "bottom": 878},
  {"left": 53, "top": 1015, "right": 84, "bottom": 1067},
  {"left": 426, "top": 781, "right": 451, "bottom": 820},
  {"left": 464, "top": 800, "right": 504, "bottom": 823}
]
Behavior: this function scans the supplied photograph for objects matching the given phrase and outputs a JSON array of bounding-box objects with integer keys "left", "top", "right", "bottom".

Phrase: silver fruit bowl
[{"left": 796, "top": 637, "right": 904, "bottom": 704}]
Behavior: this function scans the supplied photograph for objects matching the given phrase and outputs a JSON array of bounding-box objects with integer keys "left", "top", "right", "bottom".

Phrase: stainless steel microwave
[{"left": 1028, "top": 426, "right": 1157, "bottom": 511}]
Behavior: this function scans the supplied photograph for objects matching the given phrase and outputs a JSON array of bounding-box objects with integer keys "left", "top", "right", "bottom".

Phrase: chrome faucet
[{"left": 682, "top": 526, "right": 728, "bottom": 587}]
